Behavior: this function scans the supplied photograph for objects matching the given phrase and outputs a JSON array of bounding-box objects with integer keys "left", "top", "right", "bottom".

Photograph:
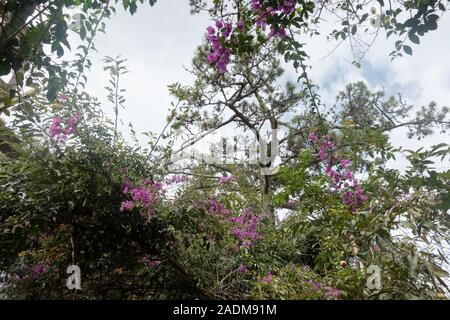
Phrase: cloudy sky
[{"left": 76, "top": 0, "right": 450, "bottom": 171}]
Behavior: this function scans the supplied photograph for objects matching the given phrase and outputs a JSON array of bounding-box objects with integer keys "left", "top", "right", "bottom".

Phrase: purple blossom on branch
[
  {"left": 142, "top": 256, "right": 161, "bottom": 270},
  {"left": 29, "top": 261, "right": 47, "bottom": 278},
  {"left": 261, "top": 271, "right": 273, "bottom": 284},
  {"left": 219, "top": 175, "right": 235, "bottom": 185},
  {"left": 49, "top": 113, "right": 80, "bottom": 143},
  {"left": 310, "top": 132, "right": 367, "bottom": 212}
]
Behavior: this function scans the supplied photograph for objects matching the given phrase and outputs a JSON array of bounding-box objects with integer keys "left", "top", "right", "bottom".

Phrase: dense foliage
[{"left": 0, "top": 0, "right": 449, "bottom": 299}]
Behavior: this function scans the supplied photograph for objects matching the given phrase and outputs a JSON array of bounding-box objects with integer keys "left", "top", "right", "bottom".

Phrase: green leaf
[
  {"left": 403, "top": 45, "right": 413, "bottom": 55},
  {"left": 130, "top": 3, "right": 138, "bottom": 15},
  {"left": 408, "top": 31, "right": 420, "bottom": 44},
  {"left": 80, "top": 26, "right": 87, "bottom": 40}
]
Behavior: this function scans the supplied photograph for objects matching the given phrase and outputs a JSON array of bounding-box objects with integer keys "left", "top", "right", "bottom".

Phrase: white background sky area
[{"left": 76, "top": 0, "right": 449, "bottom": 172}]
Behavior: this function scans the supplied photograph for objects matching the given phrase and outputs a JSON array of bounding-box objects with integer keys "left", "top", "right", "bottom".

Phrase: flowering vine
[
  {"left": 118, "top": 173, "right": 190, "bottom": 217},
  {"left": 205, "top": 0, "right": 303, "bottom": 73},
  {"left": 142, "top": 256, "right": 161, "bottom": 270},
  {"left": 307, "top": 280, "right": 340, "bottom": 300},
  {"left": 251, "top": 0, "right": 296, "bottom": 38},
  {"left": 12, "top": 261, "right": 57, "bottom": 282},
  {"left": 206, "top": 20, "right": 239, "bottom": 73},
  {"left": 219, "top": 175, "right": 235, "bottom": 185},
  {"left": 209, "top": 197, "right": 232, "bottom": 217},
  {"left": 207, "top": 197, "right": 262, "bottom": 249},
  {"left": 238, "top": 263, "right": 247, "bottom": 274},
  {"left": 120, "top": 178, "right": 163, "bottom": 220},
  {"left": 309, "top": 132, "right": 367, "bottom": 212},
  {"left": 260, "top": 271, "right": 273, "bottom": 284},
  {"left": 227, "top": 207, "right": 261, "bottom": 248},
  {"left": 58, "top": 93, "right": 69, "bottom": 103},
  {"left": 49, "top": 113, "right": 80, "bottom": 143}
]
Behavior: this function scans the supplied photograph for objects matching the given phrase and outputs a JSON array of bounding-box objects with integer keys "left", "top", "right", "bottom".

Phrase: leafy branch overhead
[{"left": 0, "top": 0, "right": 157, "bottom": 107}]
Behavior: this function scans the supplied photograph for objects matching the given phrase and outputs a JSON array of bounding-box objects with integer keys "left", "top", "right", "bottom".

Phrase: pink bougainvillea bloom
[
  {"left": 372, "top": 244, "right": 382, "bottom": 253},
  {"left": 238, "top": 264, "right": 247, "bottom": 274},
  {"left": 308, "top": 132, "right": 318, "bottom": 143},
  {"left": 215, "top": 20, "right": 223, "bottom": 29},
  {"left": 149, "top": 260, "right": 160, "bottom": 269},
  {"left": 207, "top": 53, "right": 218, "bottom": 63},
  {"left": 68, "top": 114, "right": 80, "bottom": 127},
  {"left": 261, "top": 272, "right": 273, "bottom": 284},
  {"left": 219, "top": 175, "right": 235, "bottom": 185},
  {"left": 358, "top": 194, "right": 367, "bottom": 203},
  {"left": 130, "top": 188, "right": 153, "bottom": 204},
  {"left": 49, "top": 117, "right": 62, "bottom": 138},
  {"left": 120, "top": 201, "right": 135, "bottom": 212},
  {"left": 142, "top": 256, "right": 160, "bottom": 269},
  {"left": 209, "top": 199, "right": 220, "bottom": 214},
  {"left": 205, "top": 21, "right": 233, "bottom": 73},
  {"left": 326, "top": 287, "right": 340, "bottom": 299},
  {"left": 30, "top": 261, "right": 46, "bottom": 277},
  {"left": 208, "top": 34, "right": 219, "bottom": 42},
  {"left": 340, "top": 159, "right": 350, "bottom": 167},
  {"left": 222, "top": 22, "right": 232, "bottom": 37},
  {"left": 59, "top": 134, "right": 68, "bottom": 144},
  {"left": 236, "top": 20, "right": 245, "bottom": 30},
  {"left": 48, "top": 114, "right": 79, "bottom": 143},
  {"left": 252, "top": 0, "right": 261, "bottom": 11},
  {"left": 59, "top": 94, "right": 69, "bottom": 102},
  {"left": 343, "top": 171, "right": 353, "bottom": 180}
]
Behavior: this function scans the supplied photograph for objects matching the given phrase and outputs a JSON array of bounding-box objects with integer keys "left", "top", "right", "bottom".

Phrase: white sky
[{"left": 72, "top": 0, "right": 449, "bottom": 172}]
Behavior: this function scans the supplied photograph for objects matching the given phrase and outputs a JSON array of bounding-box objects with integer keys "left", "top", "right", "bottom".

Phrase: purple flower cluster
[
  {"left": 260, "top": 271, "right": 273, "bottom": 284},
  {"left": 58, "top": 93, "right": 69, "bottom": 103},
  {"left": 206, "top": 20, "right": 239, "bottom": 73},
  {"left": 13, "top": 261, "right": 49, "bottom": 281},
  {"left": 227, "top": 207, "right": 260, "bottom": 248},
  {"left": 120, "top": 178, "right": 163, "bottom": 220},
  {"left": 309, "top": 133, "right": 367, "bottom": 212},
  {"left": 206, "top": 199, "right": 261, "bottom": 248},
  {"left": 120, "top": 200, "right": 135, "bottom": 212},
  {"left": 238, "top": 264, "right": 247, "bottom": 274},
  {"left": 219, "top": 175, "right": 235, "bottom": 185},
  {"left": 251, "top": 0, "right": 296, "bottom": 38},
  {"left": 308, "top": 280, "right": 340, "bottom": 300},
  {"left": 285, "top": 199, "right": 298, "bottom": 209},
  {"left": 372, "top": 244, "right": 382, "bottom": 253},
  {"left": 29, "top": 261, "right": 47, "bottom": 277},
  {"left": 204, "top": 1, "right": 298, "bottom": 74},
  {"left": 142, "top": 256, "right": 161, "bottom": 270},
  {"left": 49, "top": 113, "right": 80, "bottom": 143},
  {"left": 209, "top": 198, "right": 231, "bottom": 217}
]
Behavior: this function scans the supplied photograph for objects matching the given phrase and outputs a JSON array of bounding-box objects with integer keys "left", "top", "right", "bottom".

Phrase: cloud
[
  {"left": 75, "top": 1, "right": 449, "bottom": 172},
  {"left": 79, "top": 0, "right": 210, "bottom": 143},
  {"left": 292, "top": 13, "right": 450, "bottom": 171}
]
